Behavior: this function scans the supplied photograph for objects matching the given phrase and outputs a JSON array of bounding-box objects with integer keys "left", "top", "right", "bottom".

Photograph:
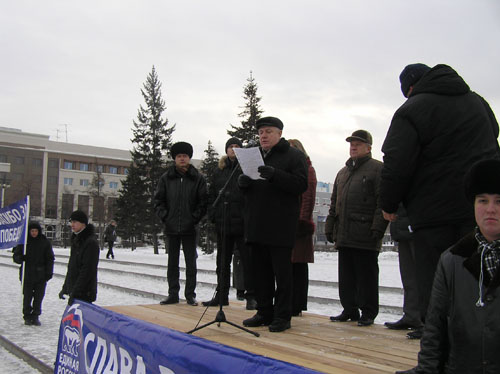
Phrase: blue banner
[
  {"left": 0, "top": 196, "right": 28, "bottom": 250},
  {"left": 54, "top": 301, "right": 322, "bottom": 374}
]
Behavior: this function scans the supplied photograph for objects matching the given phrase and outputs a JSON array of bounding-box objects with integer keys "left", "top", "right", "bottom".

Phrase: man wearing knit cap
[
  {"left": 154, "top": 141, "right": 207, "bottom": 306},
  {"left": 59, "top": 210, "right": 99, "bottom": 305},
  {"left": 395, "top": 159, "right": 500, "bottom": 374},
  {"left": 325, "top": 129, "right": 388, "bottom": 327},
  {"left": 381, "top": 63, "right": 500, "bottom": 339},
  {"left": 238, "top": 116, "right": 308, "bottom": 332},
  {"left": 203, "top": 137, "right": 257, "bottom": 310}
]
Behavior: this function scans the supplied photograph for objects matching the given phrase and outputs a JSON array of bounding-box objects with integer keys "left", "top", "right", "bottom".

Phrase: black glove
[
  {"left": 258, "top": 165, "right": 275, "bottom": 180},
  {"left": 325, "top": 232, "right": 334, "bottom": 243},
  {"left": 238, "top": 174, "right": 252, "bottom": 188},
  {"left": 59, "top": 290, "right": 66, "bottom": 300}
]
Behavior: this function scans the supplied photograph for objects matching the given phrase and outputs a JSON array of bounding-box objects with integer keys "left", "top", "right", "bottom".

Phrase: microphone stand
[{"left": 187, "top": 160, "right": 259, "bottom": 337}]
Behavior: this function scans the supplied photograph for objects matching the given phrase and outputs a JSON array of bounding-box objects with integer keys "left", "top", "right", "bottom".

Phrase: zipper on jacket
[{"left": 177, "top": 177, "right": 183, "bottom": 232}]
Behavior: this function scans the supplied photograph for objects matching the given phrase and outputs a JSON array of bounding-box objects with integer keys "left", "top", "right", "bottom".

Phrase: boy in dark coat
[{"left": 13, "top": 221, "right": 55, "bottom": 325}]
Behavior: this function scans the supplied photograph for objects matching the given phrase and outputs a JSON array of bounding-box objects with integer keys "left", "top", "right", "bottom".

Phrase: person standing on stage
[
  {"left": 59, "top": 210, "right": 100, "bottom": 305},
  {"left": 154, "top": 141, "right": 207, "bottom": 307},
  {"left": 104, "top": 220, "right": 117, "bottom": 259},
  {"left": 325, "top": 130, "right": 388, "bottom": 326},
  {"left": 203, "top": 137, "right": 257, "bottom": 310},
  {"left": 288, "top": 139, "right": 317, "bottom": 317},
  {"left": 239, "top": 116, "right": 308, "bottom": 332},
  {"left": 13, "top": 221, "right": 55, "bottom": 326}
]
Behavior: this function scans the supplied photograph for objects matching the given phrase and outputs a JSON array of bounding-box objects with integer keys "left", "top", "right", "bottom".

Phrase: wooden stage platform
[{"left": 106, "top": 302, "right": 419, "bottom": 374}]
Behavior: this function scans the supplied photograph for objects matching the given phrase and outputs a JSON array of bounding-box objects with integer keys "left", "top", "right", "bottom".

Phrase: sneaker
[
  {"left": 329, "top": 311, "right": 360, "bottom": 322},
  {"left": 243, "top": 313, "right": 272, "bottom": 327},
  {"left": 186, "top": 297, "right": 198, "bottom": 306},
  {"left": 269, "top": 319, "right": 291, "bottom": 332},
  {"left": 159, "top": 295, "right": 179, "bottom": 305}
]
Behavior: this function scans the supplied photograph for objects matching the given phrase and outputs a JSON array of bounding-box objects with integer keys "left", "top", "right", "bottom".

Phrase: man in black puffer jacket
[
  {"left": 59, "top": 210, "right": 99, "bottom": 305},
  {"left": 154, "top": 141, "right": 207, "bottom": 306},
  {"left": 381, "top": 63, "right": 500, "bottom": 338},
  {"left": 13, "top": 221, "right": 55, "bottom": 326}
]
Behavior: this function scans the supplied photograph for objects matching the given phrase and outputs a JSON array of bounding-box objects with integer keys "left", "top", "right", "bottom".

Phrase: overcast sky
[{"left": 2, "top": 1, "right": 500, "bottom": 183}]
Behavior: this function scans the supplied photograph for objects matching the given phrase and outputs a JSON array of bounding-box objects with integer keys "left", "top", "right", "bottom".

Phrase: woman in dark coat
[
  {"left": 289, "top": 139, "right": 317, "bottom": 316},
  {"left": 397, "top": 159, "right": 500, "bottom": 374},
  {"left": 13, "top": 221, "right": 55, "bottom": 325}
]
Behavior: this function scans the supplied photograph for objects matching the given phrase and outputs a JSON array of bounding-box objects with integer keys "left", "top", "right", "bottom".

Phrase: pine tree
[
  {"left": 227, "top": 71, "right": 264, "bottom": 144},
  {"left": 120, "top": 66, "right": 174, "bottom": 254},
  {"left": 198, "top": 140, "right": 219, "bottom": 254}
]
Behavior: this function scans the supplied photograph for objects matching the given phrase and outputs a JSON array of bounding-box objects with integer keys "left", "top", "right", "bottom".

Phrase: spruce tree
[
  {"left": 227, "top": 71, "right": 264, "bottom": 144},
  {"left": 198, "top": 140, "right": 219, "bottom": 254},
  {"left": 122, "top": 66, "right": 174, "bottom": 254}
]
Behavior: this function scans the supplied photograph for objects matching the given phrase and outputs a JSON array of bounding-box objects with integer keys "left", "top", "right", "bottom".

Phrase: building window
[
  {"left": 109, "top": 181, "right": 118, "bottom": 189},
  {"left": 78, "top": 195, "right": 90, "bottom": 215},
  {"left": 45, "top": 225, "right": 56, "bottom": 239},
  {"left": 64, "top": 178, "right": 73, "bottom": 186},
  {"left": 63, "top": 161, "right": 73, "bottom": 170},
  {"left": 80, "top": 163, "right": 89, "bottom": 171},
  {"left": 123, "top": 167, "right": 129, "bottom": 175},
  {"left": 14, "top": 156, "right": 25, "bottom": 165},
  {"left": 109, "top": 166, "right": 118, "bottom": 174},
  {"left": 80, "top": 179, "right": 89, "bottom": 187},
  {"left": 0, "top": 155, "right": 7, "bottom": 163},
  {"left": 96, "top": 165, "right": 104, "bottom": 173},
  {"left": 48, "top": 176, "right": 58, "bottom": 185},
  {"left": 48, "top": 158, "right": 59, "bottom": 168},
  {"left": 45, "top": 206, "right": 57, "bottom": 219},
  {"left": 11, "top": 173, "right": 23, "bottom": 181},
  {"left": 32, "top": 158, "right": 43, "bottom": 167}
]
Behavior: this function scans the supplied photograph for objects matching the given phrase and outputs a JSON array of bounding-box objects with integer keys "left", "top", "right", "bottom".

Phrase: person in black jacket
[
  {"left": 202, "top": 137, "right": 257, "bottom": 310},
  {"left": 59, "top": 210, "right": 100, "bottom": 305},
  {"left": 239, "top": 117, "right": 308, "bottom": 332},
  {"left": 396, "top": 159, "right": 500, "bottom": 374},
  {"left": 104, "top": 220, "right": 117, "bottom": 259},
  {"left": 13, "top": 221, "right": 54, "bottom": 326},
  {"left": 154, "top": 141, "right": 207, "bottom": 306},
  {"left": 381, "top": 63, "right": 500, "bottom": 338}
]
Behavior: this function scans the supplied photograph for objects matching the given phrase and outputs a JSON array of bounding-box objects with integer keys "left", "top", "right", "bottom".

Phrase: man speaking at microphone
[{"left": 238, "top": 116, "right": 308, "bottom": 332}]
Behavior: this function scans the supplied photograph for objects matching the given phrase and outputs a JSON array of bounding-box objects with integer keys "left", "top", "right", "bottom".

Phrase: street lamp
[{"left": 0, "top": 179, "right": 10, "bottom": 208}]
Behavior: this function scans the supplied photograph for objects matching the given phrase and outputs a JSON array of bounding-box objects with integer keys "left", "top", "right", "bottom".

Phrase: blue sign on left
[{"left": 0, "top": 196, "right": 28, "bottom": 250}]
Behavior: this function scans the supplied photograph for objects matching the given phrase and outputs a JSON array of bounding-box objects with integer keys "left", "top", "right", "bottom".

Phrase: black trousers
[
  {"left": 413, "top": 222, "right": 473, "bottom": 321},
  {"left": 167, "top": 234, "right": 197, "bottom": 299},
  {"left": 338, "top": 247, "right": 379, "bottom": 319},
  {"left": 106, "top": 241, "right": 114, "bottom": 258},
  {"left": 397, "top": 240, "right": 421, "bottom": 325},
  {"left": 291, "top": 263, "right": 309, "bottom": 313},
  {"left": 23, "top": 281, "right": 47, "bottom": 319},
  {"left": 252, "top": 244, "right": 292, "bottom": 322}
]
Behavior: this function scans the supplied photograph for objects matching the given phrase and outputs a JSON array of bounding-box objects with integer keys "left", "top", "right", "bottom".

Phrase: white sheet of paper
[{"left": 234, "top": 147, "right": 265, "bottom": 180}]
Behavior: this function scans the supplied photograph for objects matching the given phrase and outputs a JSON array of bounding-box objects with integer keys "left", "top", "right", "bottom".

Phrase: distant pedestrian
[
  {"left": 288, "top": 139, "right": 317, "bottom": 317},
  {"left": 13, "top": 221, "right": 55, "bottom": 326},
  {"left": 154, "top": 141, "right": 207, "bottom": 307},
  {"left": 104, "top": 220, "right": 117, "bottom": 259},
  {"left": 59, "top": 210, "right": 99, "bottom": 305}
]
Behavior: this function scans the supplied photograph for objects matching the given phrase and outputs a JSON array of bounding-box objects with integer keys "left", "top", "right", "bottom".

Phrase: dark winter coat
[
  {"left": 415, "top": 232, "right": 500, "bottom": 373},
  {"left": 61, "top": 224, "right": 100, "bottom": 303},
  {"left": 104, "top": 224, "right": 117, "bottom": 242},
  {"left": 241, "top": 138, "right": 308, "bottom": 248},
  {"left": 292, "top": 158, "right": 317, "bottom": 263},
  {"left": 154, "top": 164, "right": 207, "bottom": 236},
  {"left": 208, "top": 156, "right": 244, "bottom": 236},
  {"left": 381, "top": 64, "right": 500, "bottom": 230},
  {"left": 389, "top": 204, "right": 413, "bottom": 242},
  {"left": 13, "top": 226, "right": 54, "bottom": 289},
  {"left": 325, "top": 153, "right": 388, "bottom": 251}
]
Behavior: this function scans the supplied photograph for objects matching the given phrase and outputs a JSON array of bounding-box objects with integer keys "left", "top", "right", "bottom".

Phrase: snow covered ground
[{"left": 0, "top": 246, "right": 403, "bottom": 373}]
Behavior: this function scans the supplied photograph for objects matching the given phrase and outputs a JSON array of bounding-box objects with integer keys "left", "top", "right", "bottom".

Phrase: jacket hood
[
  {"left": 28, "top": 221, "right": 43, "bottom": 235},
  {"left": 409, "top": 64, "right": 470, "bottom": 97},
  {"left": 218, "top": 155, "right": 239, "bottom": 170}
]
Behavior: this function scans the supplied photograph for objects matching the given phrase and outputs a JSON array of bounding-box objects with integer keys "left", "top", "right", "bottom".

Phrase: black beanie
[
  {"left": 170, "top": 142, "right": 193, "bottom": 159},
  {"left": 225, "top": 137, "right": 242, "bottom": 153},
  {"left": 464, "top": 159, "right": 500, "bottom": 202},
  {"left": 70, "top": 210, "right": 88, "bottom": 225},
  {"left": 399, "top": 63, "right": 431, "bottom": 97},
  {"left": 256, "top": 116, "right": 284, "bottom": 130}
]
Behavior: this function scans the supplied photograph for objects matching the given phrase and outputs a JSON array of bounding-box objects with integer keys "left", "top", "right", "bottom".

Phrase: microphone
[{"left": 245, "top": 139, "right": 258, "bottom": 148}]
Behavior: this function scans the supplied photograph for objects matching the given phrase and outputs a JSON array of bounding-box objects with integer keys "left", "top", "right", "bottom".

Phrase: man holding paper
[{"left": 237, "top": 116, "right": 308, "bottom": 332}]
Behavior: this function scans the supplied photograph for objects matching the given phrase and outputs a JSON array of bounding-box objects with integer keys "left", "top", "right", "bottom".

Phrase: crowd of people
[{"left": 11, "top": 63, "right": 500, "bottom": 373}]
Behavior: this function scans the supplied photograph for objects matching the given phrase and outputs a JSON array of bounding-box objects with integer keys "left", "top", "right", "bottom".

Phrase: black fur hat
[
  {"left": 70, "top": 210, "right": 88, "bottom": 225},
  {"left": 256, "top": 116, "right": 284, "bottom": 130},
  {"left": 464, "top": 159, "right": 500, "bottom": 202},
  {"left": 170, "top": 142, "right": 193, "bottom": 159},
  {"left": 399, "top": 63, "right": 431, "bottom": 97},
  {"left": 225, "top": 137, "right": 242, "bottom": 153}
]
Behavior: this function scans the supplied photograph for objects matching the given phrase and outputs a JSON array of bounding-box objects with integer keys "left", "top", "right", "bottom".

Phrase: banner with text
[
  {"left": 54, "top": 301, "right": 321, "bottom": 374},
  {"left": 0, "top": 196, "right": 28, "bottom": 250}
]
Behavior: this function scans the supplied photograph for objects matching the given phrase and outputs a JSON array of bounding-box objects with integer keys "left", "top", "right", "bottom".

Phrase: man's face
[
  {"left": 349, "top": 140, "right": 371, "bottom": 159},
  {"left": 475, "top": 193, "right": 500, "bottom": 242},
  {"left": 227, "top": 144, "right": 240, "bottom": 159},
  {"left": 70, "top": 220, "right": 86, "bottom": 233},
  {"left": 29, "top": 228, "right": 39, "bottom": 238},
  {"left": 258, "top": 126, "right": 282, "bottom": 151},
  {"left": 175, "top": 154, "right": 191, "bottom": 168}
]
